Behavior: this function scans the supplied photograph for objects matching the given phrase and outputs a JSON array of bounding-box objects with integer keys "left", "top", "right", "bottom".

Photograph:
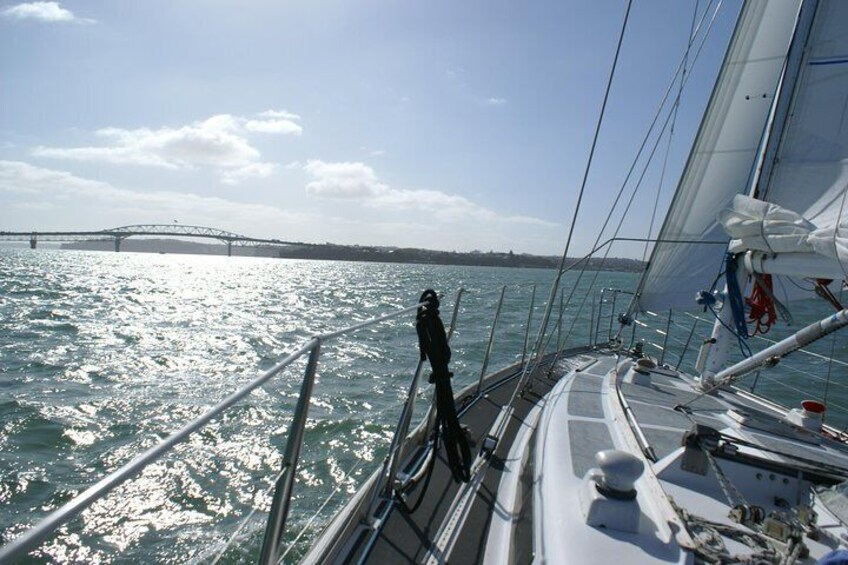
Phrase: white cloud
[
  {"left": 1, "top": 2, "right": 95, "bottom": 23},
  {"left": 0, "top": 159, "right": 105, "bottom": 195},
  {"left": 486, "top": 97, "right": 507, "bottom": 106},
  {"left": 259, "top": 109, "right": 301, "bottom": 120},
  {"left": 31, "top": 112, "right": 299, "bottom": 184},
  {"left": 245, "top": 109, "right": 303, "bottom": 135},
  {"left": 221, "top": 162, "right": 278, "bottom": 185},
  {"left": 303, "top": 160, "right": 388, "bottom": 199},
  {"left": 244, "top": 119, "right": 302, "bottom": 135},
  {"left": 370, "top": 149, "right": 386, "bottom": 157},
  {"left": 302, "top": 159, "right": 557, "bottom": 227},
  {"left": 0, "top": 160, "right": 310, "bottom": 230}
]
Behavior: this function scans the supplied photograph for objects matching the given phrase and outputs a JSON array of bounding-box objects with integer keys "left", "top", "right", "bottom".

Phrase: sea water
[{"left": 0, "top": 248, "right": 845, "bottom": 563}]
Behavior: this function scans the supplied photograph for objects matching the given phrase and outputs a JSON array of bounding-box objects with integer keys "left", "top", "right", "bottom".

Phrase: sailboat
[{"left": 4, "top": 0, "right": 848, "bottom": 563}]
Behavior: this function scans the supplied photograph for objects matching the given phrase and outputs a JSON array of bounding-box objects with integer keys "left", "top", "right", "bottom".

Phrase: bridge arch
[
  {"left": 2, "top": 224, "right": 298, "bottom": 255},
  {"left": 108, "top": 224, "right": 250, "bottom": 241},
  {"left": 106, "top": 225, "right": 260, "bottom": 254}
]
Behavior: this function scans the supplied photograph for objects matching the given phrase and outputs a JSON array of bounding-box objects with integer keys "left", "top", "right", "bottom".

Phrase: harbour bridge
[{"left": 0, "top": 224, "right": 309, "bottom": 256}]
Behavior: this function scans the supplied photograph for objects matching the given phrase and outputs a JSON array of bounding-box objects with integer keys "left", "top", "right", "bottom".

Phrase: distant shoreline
[{"left": 59, "top": 238, "right": 645, "bottom": 272}]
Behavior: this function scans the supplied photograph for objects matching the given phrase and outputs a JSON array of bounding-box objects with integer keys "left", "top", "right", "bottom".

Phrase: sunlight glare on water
[
  {"left": 3, "top": 247, "right": 848, "bottom": 562},
  {"left": 0, "top": 248, "right": 636, "bottom": 563}
]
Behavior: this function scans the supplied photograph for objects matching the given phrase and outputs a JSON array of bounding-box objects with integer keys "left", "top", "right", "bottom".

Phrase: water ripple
[{"left": 0, "top": 248, "right": 633, "bottom": 563}]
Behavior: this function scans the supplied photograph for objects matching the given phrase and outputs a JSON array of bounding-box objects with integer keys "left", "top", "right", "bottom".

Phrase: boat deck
[
  {"left": 355, "top": 349, "right": 586, "bottom": 564},
  {"left": 620, "top": 367, "right": 848, "bottom": 471},
  {"left": 312, "top": 348, "right": 848, "bottom": 564}
]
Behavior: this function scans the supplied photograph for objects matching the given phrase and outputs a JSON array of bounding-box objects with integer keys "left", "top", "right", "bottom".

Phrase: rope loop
[{"left": 746, "top": 274, "right": 777, "bottom": 336}]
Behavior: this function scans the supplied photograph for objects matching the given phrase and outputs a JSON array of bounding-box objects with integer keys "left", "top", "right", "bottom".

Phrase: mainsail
[
  {"left": 632, "top": 0, "right": 802, "bottom": 312},
  {"left": 722, "top": 1, "right": 848, "bottom": 279}
]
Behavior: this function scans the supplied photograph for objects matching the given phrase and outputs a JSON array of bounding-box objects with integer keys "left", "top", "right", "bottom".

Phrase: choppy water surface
[
  {"left": 1, "top": 248, "right": 846, "bottom": 563},
  {"left": 0, "top": 249, "right": 630, "bottom": 563}
]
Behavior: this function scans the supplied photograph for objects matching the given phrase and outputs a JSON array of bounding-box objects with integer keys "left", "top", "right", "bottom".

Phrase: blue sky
[{"left": 0, "top": 1, "right": 739, "bottom": 256}]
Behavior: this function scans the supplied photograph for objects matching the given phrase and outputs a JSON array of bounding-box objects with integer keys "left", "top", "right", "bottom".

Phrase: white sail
[
  {"left": 745, "top": 0, "right": 848, "bottom": 276},
  {"left": 632, "top": 0, "right": 802, "bottom": 312},
  {"left": 719, "top": 194, "right": 814, "bottom": 254}
]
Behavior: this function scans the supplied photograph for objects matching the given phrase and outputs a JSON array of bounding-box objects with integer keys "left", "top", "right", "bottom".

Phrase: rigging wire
[
  {"left": 641, "top": 0, "right": 700, "bottom": 264},
  {"left": 592, "top": 0, "right": 720, "bottom": 264},
  {"left": 512, "top": 0, "right": 634, "bottom": 402},
  {"left": 549, "top": 0, "right": 725, "bottom": 355},
  {"left": 540, "top": 20, "right": 717, "bottom": 364},
  {"left": 814, "top": 280, "right": 844, "bottom": 310},
  {"left": 538, "top": 0, "right": 716, "bottom": 375},
  {"left": 529, "top": 0, "right": 634, "bottom": 362}
]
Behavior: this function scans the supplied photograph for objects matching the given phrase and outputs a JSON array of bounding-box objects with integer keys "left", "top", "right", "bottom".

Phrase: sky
[{"left": 0, "top": 1, "right": 740, "bottom": 257}]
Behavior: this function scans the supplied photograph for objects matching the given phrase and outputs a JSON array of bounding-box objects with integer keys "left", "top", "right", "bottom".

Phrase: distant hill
[
  {"left": 275, "top": 244, "right": 644, "bottom": 272},
  {"left": 62, "top": 239, "right": 645, "bottom": 272}
]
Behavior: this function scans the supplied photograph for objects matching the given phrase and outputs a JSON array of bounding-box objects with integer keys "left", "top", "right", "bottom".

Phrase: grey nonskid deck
[
  {"left": 337, "top": 346, "right": 848, "bottom": 564},
  {"left": 348, "top": 348, "right": 618, "bottom": 564},
  {"left": 621, "top": 370, "right": 848, "bottom": 466},
  {"left": 358, "top": 352, "right": 575, "bottom": 564},
  {"left": 560, "top": 355, "right": 617, "bottom": 478}
]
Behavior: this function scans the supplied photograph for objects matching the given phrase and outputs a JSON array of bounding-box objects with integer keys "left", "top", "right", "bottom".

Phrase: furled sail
[
  {"left": 736, "top": 0, "right": 848, "bottom": 278},
  {"left": 719, "top": 194, "right": 814, "bottom": 254},
  {"left": 632, "top": 0, "right": 802, "bottom": 312}
]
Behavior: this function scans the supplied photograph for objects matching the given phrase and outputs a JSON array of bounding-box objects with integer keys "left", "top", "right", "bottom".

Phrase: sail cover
[
  {"left": 753, "top": 0, "right": 848, "bottom": 273},
  {"left": 632, "top": 0, "right": 802, "bottom": 312},
  {"left": 719, "top": 194, "right": 815, "bottom": 254}
]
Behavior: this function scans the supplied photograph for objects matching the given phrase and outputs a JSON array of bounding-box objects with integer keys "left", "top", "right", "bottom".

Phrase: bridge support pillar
[
  {"left": 114, "top": 237, "right": 123, "bottom": 252},
  {"left": 227, "top": 242, "right": 232, "bottom": 257},
  {"left": 29, "top": 233, "right": 37, "bottom": 249}
]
